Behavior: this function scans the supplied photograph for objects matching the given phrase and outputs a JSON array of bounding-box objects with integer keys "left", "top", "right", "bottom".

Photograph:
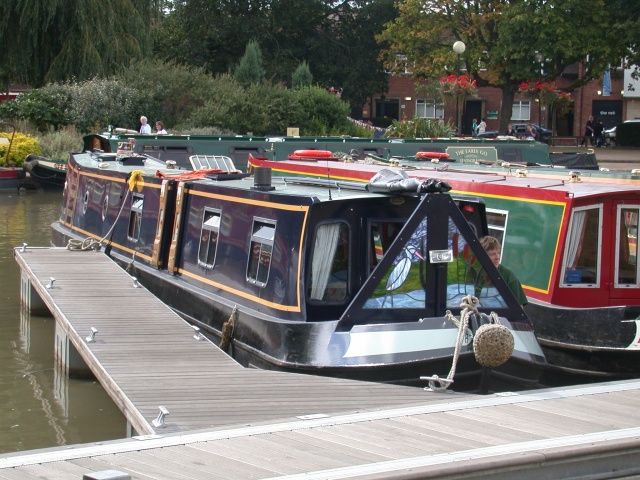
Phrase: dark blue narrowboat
[{"left": 51, "top": 146, "right": 546, "bottom": 391}]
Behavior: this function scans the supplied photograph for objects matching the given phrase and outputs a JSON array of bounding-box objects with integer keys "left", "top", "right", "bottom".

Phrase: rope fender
[{"left": 422, "top": 295, "right": 514, "bottom": 392}]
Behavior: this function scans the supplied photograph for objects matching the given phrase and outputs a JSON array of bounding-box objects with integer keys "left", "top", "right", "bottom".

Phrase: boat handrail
[{"left": 190, "top": 155, "right": 238, "bottom": 173}]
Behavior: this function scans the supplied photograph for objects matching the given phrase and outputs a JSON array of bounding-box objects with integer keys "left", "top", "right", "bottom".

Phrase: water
[{"left": 0, "top": 190, "right": 125, "bottom": 454}]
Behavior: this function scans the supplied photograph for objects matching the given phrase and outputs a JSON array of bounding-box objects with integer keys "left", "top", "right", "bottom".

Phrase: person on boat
[
  {"left": 475, "top": 235, "right": 527, "bottom": 306},
  {"left": 155, "top": 121, "right": 167, "bottom": 135},
  {"left": 139, "top": 116, "right": 152, "bottom": 134}
]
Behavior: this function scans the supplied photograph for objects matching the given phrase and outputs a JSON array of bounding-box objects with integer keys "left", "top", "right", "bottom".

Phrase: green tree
[
  {"left": 0, "top": 0, "right": 155, "bottom": 86},
  {"left": 235, "top": 40, "right": 266, "bottom": 87},
  {"left": 379, "top": 0, "right": 621, "bottom": 132},
  {"left": 292, "top": 62, "right": 313, "bottom": 89}
]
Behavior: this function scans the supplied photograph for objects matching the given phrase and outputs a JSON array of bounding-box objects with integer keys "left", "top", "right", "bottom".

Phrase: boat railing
[{"left": 189, "top": 155, "right": 238, "bottom": 173}]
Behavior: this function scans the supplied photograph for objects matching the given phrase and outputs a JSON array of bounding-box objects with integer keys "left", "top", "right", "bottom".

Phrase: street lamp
[
  {"left": 452, "top": 41, "right": 466, "bottom": 134},
  {"left": 534, "top": 52, "right": 544, "bottom": 127}
]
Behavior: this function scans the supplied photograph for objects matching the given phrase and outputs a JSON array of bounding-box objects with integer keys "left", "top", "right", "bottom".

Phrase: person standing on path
[{"left": 581, "top": 115, "right": 594, "bottom": 146}]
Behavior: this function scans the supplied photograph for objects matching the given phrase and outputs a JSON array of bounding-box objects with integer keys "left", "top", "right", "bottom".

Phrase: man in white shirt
[{"left": 139, "top": 116, "right": 152, "bottom": 134}]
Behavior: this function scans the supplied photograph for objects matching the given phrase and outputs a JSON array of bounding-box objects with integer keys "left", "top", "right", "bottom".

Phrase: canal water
[{"left": 0, "top": 190, "right": 124, "bottom": 454}]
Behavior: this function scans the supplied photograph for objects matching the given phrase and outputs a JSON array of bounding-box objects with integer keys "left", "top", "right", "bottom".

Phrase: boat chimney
[{"left": 252, "top": 166, "right": 275, "bottom": 191}]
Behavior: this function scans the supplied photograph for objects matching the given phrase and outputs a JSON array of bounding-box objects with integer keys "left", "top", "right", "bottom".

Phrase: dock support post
[
  {"left": 54, "top": 322, "right": 94, "bottom": 379},
  {"left": 20, "top": 270, "right": 49, "bottom": 315}
]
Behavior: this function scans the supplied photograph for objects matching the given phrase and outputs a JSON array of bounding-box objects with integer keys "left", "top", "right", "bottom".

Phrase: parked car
[
  {"left": 603, "top": 119, "right": 640, "bottom": 146},
  {"left": 477, "top": 123, "right": 551, "bottom": 143}
]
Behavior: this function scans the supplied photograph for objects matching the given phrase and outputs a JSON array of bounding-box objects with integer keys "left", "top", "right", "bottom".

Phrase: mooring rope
[
  {"left": 422, "top": 295, "right": 479, "bottom": 392},
  {"left": 67, "top": 185, "right": 132, "bottom": 251}
]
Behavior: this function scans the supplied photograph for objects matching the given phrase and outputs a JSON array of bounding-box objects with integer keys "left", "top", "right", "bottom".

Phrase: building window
[
  {"left": 308, "top": 222, "right": 350, "bottom": 302},
  {"left": 127, "top": 193, "right": 144, "bottom": 241},
  {"left": 416, "top": 100, "right": 444, "bottom": 119},
  {"left": 561, "top": 205, "right": 602, "bottom": 287},
  {"left": 511, "top": 100, "right": 531, "bottom": 121},
  {"left": 198, "top": 209, "right": 221, "bottom": 269},
  {"left": 247, "top": 219, "right": 276, "bottom": 287}
]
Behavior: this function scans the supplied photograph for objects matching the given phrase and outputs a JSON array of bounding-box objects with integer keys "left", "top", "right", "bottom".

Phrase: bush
[
  {"left": 385, "top": 118, "right": 455, "bottom": 139},
  {"left": 0, "top": 131, "right": 41, "bottom": 166},
  {"left": 36, "top": 126, "right": 84, "bottom": 161},
  {"left": 289, "top": 86, "right": 351, "bottom": 135},
  {"left": 66, "top": 79, "right": 142, "bottom": 133},
  {"left": 616, "top": 122, "right": 640, "bottom": 147},
  {"left": 0, "top": 85, "right": 71, "bottom": 130},
  {"left": 117, "top": 59, "right": 218, "bottom": 129},
  {"left": 186, "top": 75, "right": 248, "bottom": 131}
]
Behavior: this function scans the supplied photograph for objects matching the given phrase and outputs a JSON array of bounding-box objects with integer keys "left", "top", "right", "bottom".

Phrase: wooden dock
[{"left": 6, "top": 247, "right": 640, "bottom": 479}]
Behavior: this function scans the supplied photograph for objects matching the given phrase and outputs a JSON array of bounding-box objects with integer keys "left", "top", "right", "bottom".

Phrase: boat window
[
  {"left": 82, "top": 189, "right": 90, "bottom": 214},
  {"left": 127, "top": 193, "right": 144, "bottom": 241},
  {"left": 308, "top": 222, "right": 349, "bottom": 302},
  {"left": 369, "top": 221, "right": 403, "bottom": 272},
  {"left": 198, "top": 209, "right": 221, "bottom": 269},
  {"left": 102, "top": 194, "right": 109, "bottom": 221},
  {"left": 247, "top": 220, "right": 276, "bottom": 287},
  {"left": 364, "top": 218, "right": 428, "bottom": 309},
  {"left": 615, "top": 205, "right": 640, "bottom": 287},
  {"left": 446, "top": 219, "right": 507, "bottom": 309},
  {"left": 486, "top": 209, "right": 508, "bottom": 250},
  {"left": 560, "top": 205, "right": 602, "bottom": 287}
]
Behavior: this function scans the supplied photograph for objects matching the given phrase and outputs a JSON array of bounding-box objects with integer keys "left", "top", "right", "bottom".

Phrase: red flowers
[
  {"left": 519, "top": 80, "right": 573, "bottom": 106},
  {"left": 439, "top": 74, "right": 477, "bottom": 96}
]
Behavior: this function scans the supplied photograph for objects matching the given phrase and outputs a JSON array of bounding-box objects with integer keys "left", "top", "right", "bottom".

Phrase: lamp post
[
  {"left": 453, "top": 41, "right": 466, "bottom": 134},
  {"left": 535, "top": 51, "right": 544, "bottom": 127}
]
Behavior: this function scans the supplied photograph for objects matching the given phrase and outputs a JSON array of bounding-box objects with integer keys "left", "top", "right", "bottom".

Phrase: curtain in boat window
[
  {"left": 563, "top": 207, "right": 600, "bottom": 285},
  {"left": 309, "top": 223, "right": 348, "bottom": 301}
]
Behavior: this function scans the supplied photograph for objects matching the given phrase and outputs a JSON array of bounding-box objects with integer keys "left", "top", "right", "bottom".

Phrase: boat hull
[
  {"left": 526, "top": 300, "right": 640, "bottom": 379},
  {"left": 51, "top": 220, "right": 545, "bottom": 392}
]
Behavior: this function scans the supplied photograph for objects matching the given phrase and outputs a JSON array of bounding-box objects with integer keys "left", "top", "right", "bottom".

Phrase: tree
[
  {"left": 292, "top": 61, "right": 313, "bottom": 89},
  {"left": 0, "top": 0, "right": 155, "bottom": 86},
  {"left": 235, "top": 40, "right": 266, "bottom": 87},
  {"left": 379, "top": 0, "right": 622, "bottom": 132}
]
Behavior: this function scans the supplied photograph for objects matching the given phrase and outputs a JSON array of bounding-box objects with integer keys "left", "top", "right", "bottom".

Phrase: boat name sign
[
  {"left": 429, "top": 249, "right": 453, "bottom": 263},
  {"left": 446, "top": 146, "right": 498, "bottom": 162}
]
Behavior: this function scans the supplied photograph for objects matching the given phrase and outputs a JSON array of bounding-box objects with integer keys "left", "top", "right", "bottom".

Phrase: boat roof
[
  {"left": 268, "top": 158, "right": 640, "bottom": 200},
  {"left": 72, "top": 151, "right": 413, "bottom": 203}
]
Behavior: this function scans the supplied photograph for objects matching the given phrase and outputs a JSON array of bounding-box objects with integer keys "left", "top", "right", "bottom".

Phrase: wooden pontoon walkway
[
  {"left": 13, "top": 247, "right": 439, "bottom": 435},
  {"left": 7, "top": 247, "right": 640, "bottom": 479}
]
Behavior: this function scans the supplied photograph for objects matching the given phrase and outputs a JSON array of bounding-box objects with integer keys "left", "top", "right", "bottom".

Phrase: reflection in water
[{"left": 0, "top": 190, "right": 125, "bottom": 454}]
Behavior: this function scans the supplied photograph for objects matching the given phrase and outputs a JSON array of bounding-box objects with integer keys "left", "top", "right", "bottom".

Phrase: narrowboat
[
  {"left": 23, "top": 154, "right": 67, "bottom": 188},
  {"left": 50, "top": 146, "right": 546, "bottom": 391},
  {"left": 248, "top": 154, "right": 640, "bottom": 380}
]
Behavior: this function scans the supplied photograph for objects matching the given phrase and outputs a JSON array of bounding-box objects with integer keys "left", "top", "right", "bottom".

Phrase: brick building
[{"left": 363, "top": 64, "right": 640, "bottom": 140}]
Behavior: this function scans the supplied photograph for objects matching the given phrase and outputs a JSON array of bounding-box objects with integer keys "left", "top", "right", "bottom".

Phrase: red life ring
[
  {"left": 288, "top": 149, "right": 333, "bottom": 160},
  {"left": 415, "top": 151, "right": 449, "bottom": 160}
]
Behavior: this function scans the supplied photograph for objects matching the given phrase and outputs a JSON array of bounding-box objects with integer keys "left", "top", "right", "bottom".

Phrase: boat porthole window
[
  {"left": 246, "top": 219, "right": 276, "bottom": 287},
  {"left": 127, "top": 193, "right": 144, "bottom": 241},
  {"left": 198, "top": 208, "right": 221, "bottom": 269},
  {"left": 82, "top": 189, "right": 90, "bottom": 214},
  {"left": 102, "top": 194, "right": 109, "bottom": 221}
]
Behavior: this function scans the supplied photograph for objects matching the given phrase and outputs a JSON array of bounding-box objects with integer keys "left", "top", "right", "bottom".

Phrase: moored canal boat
[
  {"left": 248, "top": 154, "right": 640, "bottom": 380},
  {"left": 51, "top": 147, "right": 546, "bottom": 391}
]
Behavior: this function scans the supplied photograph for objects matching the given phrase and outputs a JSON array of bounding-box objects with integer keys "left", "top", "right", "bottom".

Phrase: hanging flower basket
[{"left": 439, "top": 74, "right": 477, "bottom": 97}]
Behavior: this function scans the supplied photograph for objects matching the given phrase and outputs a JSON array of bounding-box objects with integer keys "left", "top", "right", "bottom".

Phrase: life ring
[
  {"left": 415, "top": 151, "right": 450, "bottom": 160},
  {"left": 288, "top": 149, "right": 333, "bottom": 160}
]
